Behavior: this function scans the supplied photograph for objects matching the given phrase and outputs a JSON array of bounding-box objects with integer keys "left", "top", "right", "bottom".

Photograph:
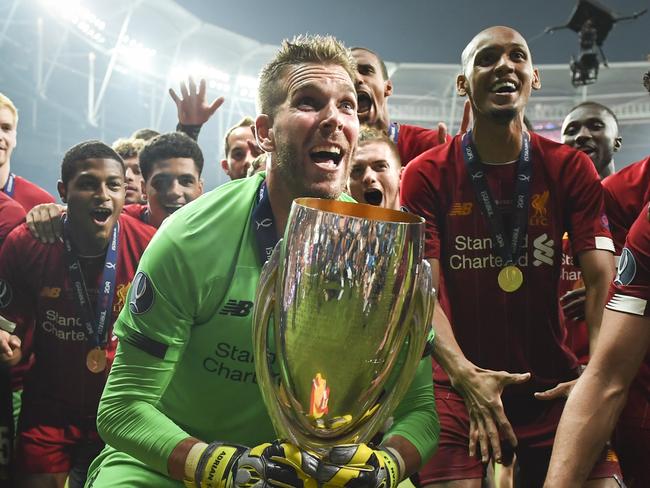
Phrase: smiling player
[{"left": 0, "top": 141, "right": 153, "bottom": 487}]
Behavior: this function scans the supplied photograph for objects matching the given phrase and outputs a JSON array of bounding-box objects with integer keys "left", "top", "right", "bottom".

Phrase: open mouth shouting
[
  {"left": 310, "top": 145, "right": 343, "bottom": 172},
  {"left": 357, "top": 91, "right": 373, "bottom": 116},
  {"left": 90, "top": 207, "right": 113, "bottom": 226},
  {"left": 363, "top": 188, "right": 383, "bottom": 206}
]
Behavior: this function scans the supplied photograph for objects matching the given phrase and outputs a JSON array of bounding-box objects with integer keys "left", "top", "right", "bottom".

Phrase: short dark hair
[
  {"left": 224, "top": 116, "right": 255, "bottom": 158},
  {"left": 131, "top": 128, "right": 160, "bottom": 141},
  {"left": 567, "top": 101, "right": 619, "bottom": 129},
  {"left": 351, "top": 47, "right": 389, "bottom": 80},
  {"left": 138, "top": 132, "right": 204, "bottom": 182},
  {"left": 61, "top": 140, "right": 124, "bottom": 188}
]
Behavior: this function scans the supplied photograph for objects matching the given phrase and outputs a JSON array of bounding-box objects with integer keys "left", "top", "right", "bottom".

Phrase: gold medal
[
  {"left": 86, "top": 347, "right": 107, "bottom": 374},
  {"left": 498, "top": 265, "right": 523, "bottom": 292}
]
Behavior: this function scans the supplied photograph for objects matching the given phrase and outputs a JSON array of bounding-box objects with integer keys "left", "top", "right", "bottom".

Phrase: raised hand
[{"left": 169, "top": 77, "right": 225, "bottom": 126}]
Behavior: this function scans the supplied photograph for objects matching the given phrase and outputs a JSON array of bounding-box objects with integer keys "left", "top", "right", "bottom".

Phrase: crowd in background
[{"left": 0, "top": 27, "right": 648, "bottom": 488}]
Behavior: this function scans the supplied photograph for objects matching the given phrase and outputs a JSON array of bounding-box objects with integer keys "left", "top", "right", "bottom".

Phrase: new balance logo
[
  {"left": 449, "top": 203, "right": 473, "bottom": 216},
  {"left": 533, "top": 233, "right": 554, "bottom": 266},
  {"left": 219, "top": 300, "right": 253, "bottom": 317}
]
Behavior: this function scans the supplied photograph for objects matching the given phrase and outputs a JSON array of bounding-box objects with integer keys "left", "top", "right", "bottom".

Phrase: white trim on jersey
[
  {"left": 595, "top": 236, "right": 615, "bottom": 253},
  {"left": 606, "top": 293, "right": 648, "bottom": 316}
]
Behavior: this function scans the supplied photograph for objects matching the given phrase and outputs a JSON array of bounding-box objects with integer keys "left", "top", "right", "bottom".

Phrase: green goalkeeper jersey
[{"left": 86, "top": 173, "right": 438, "bottom": 486}]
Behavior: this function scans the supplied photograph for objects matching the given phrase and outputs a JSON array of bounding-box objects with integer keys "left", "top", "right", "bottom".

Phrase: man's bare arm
[
  {"left": 544, "top": 309, "right": 650, "bottom": 487},
  {"left": 579, "top": 249, "right": 616, "bottom": 353},
  {"left": 427, "top": 258, "right": 530, "bottom": 464}
]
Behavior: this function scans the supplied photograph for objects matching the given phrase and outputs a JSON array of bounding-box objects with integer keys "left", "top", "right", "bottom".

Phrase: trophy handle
[
  {"left": 253, "top": 241, "right": 292, "bottom": 441},
  {"left": 349, "top": 258, "right": 436, "bottom": 444}
]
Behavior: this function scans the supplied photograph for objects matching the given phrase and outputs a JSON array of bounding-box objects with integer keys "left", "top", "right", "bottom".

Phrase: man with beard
[
  {"left": 547, "top": 102, "right": 622, "bottom": 369},
  {"left": 0, "top": 141, "right": 153, "bottom": 487},
  {"left": 349, "top": 126, "right": 402, "bottom": 210},
  {"left": 84, "top": 35, "right": 438, "bottom": 488},
  {"left": 561, "top": 88, "right": 650, "bottom": 488},
  {"left": 220, "top": 117, "right": 263, "bottom": 180},
  {"left": 401, "top": 26, "right": 620, "bottom": 487},
  {"left": 351, "top": 47, "right": 458, "bottom": 166}
]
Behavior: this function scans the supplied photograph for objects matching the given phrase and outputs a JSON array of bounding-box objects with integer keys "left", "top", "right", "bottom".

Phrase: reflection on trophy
[{"left": 253, "top": 198, "right": 435, "bottom": 453}]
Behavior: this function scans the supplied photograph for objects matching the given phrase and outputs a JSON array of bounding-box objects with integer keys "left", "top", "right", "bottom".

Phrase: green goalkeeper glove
[
  {"left": 183, "top": 440, "right": 320, "bottom": 488},
  {"left": 315, "top": 444, "right": 403, "bottom": 488}
]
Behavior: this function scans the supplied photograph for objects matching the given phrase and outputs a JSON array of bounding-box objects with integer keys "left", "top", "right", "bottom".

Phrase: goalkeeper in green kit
[{"left": 86, "top": 35, "right": 439, "bottom": 488}]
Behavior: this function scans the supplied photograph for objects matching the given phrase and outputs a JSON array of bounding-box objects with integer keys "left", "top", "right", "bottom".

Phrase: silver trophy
[{"left": 253, "top": 198, "right": 434, "bottom": 453}]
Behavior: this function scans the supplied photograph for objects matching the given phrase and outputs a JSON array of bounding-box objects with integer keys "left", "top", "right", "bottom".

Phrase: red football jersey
[
  {"left": 3, "top": 175, "right": 55, "bottom": 212},
  {"left": 123, "top": 203, "right": 154, "bottom": 228},
  {"left": 603, "top": 157, "right": 650, "bottom": 253},
  {"left": 0, "top": 214, "right": 154, "bottom": 420},
  {"left": 401, "top": 132, "right": 614, "bottom": 396},
  {"left": 396, "top": 124, "right": 450, "bottom": 166},
  {"left": 605, "top": 206, "right": 650, "bottom": 428},
  {"left": 0, "top": 192, "right": 25, "bottom": 245},
  {"left": 558, "top": 235, "right": 589, "bottom": 364}
]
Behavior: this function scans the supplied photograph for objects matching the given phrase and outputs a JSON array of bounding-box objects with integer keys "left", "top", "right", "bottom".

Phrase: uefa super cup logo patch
[
  {"left": 129, "top": 272, "right": 154, "bottom": 315},
  {"left": 614, "top": 248, "right": 637, "bottom": 286}
]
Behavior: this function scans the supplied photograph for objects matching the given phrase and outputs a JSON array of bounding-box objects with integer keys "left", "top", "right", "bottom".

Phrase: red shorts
[
  {"left": 419, "top": 386, "right": 621, "bottom": 486},
  {"left": 15, "top": 421, "right": 103, "bottom": 474},
  {"left": 613, "top": 423, "right": 650, "bottom": 487}
]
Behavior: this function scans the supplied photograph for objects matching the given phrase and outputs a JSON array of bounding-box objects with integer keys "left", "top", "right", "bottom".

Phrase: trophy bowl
[{"left": 253, "top": 198, "right": 434, "bottom": 453}]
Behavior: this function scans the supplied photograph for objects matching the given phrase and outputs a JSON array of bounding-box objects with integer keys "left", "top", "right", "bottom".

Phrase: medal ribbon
[
  {"left": 2, "top": 173, "right": 15, "bottom": 198},
  {"left": 461, "top": 131, "right": 532, "bottom": 266},
  {"left": 63, "top": 217, "right": 120, "bottom": 348},
  {"left": 388, "top": 122, "right": 400, "bottom": 144},
  {"left": 251, "top": 181, "right": 279, "bottom": 266}
]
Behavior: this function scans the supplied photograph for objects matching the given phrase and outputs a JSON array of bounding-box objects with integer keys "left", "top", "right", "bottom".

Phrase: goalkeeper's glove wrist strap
[
  {"left": 183, "top": 441, "right": 246, "bottom": 488},
  {"left": 382, "top": 446, "right": 405, "bottom": 485}
]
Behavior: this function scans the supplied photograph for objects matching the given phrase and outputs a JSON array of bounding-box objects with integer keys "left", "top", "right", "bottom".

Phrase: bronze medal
[
  {"left": 498, "top": 265, "right": 524, "bottom": 293},
  {"left": 86, "top": 347, "right": 107, "bottom": 373}
]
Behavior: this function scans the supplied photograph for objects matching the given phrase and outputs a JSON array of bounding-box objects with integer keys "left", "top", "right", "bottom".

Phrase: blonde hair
[
  {"left": 257, "top": 34, "right": 357, "bottom": 118},
  {"left": 357, "top": 125, "right": 402, "bottom": 166},
  {"left": 0, "top": 93, "right": 18, "bottom": 125},
  {"left": 112, "top": 137, "right": 145, "bottom": 160}
]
